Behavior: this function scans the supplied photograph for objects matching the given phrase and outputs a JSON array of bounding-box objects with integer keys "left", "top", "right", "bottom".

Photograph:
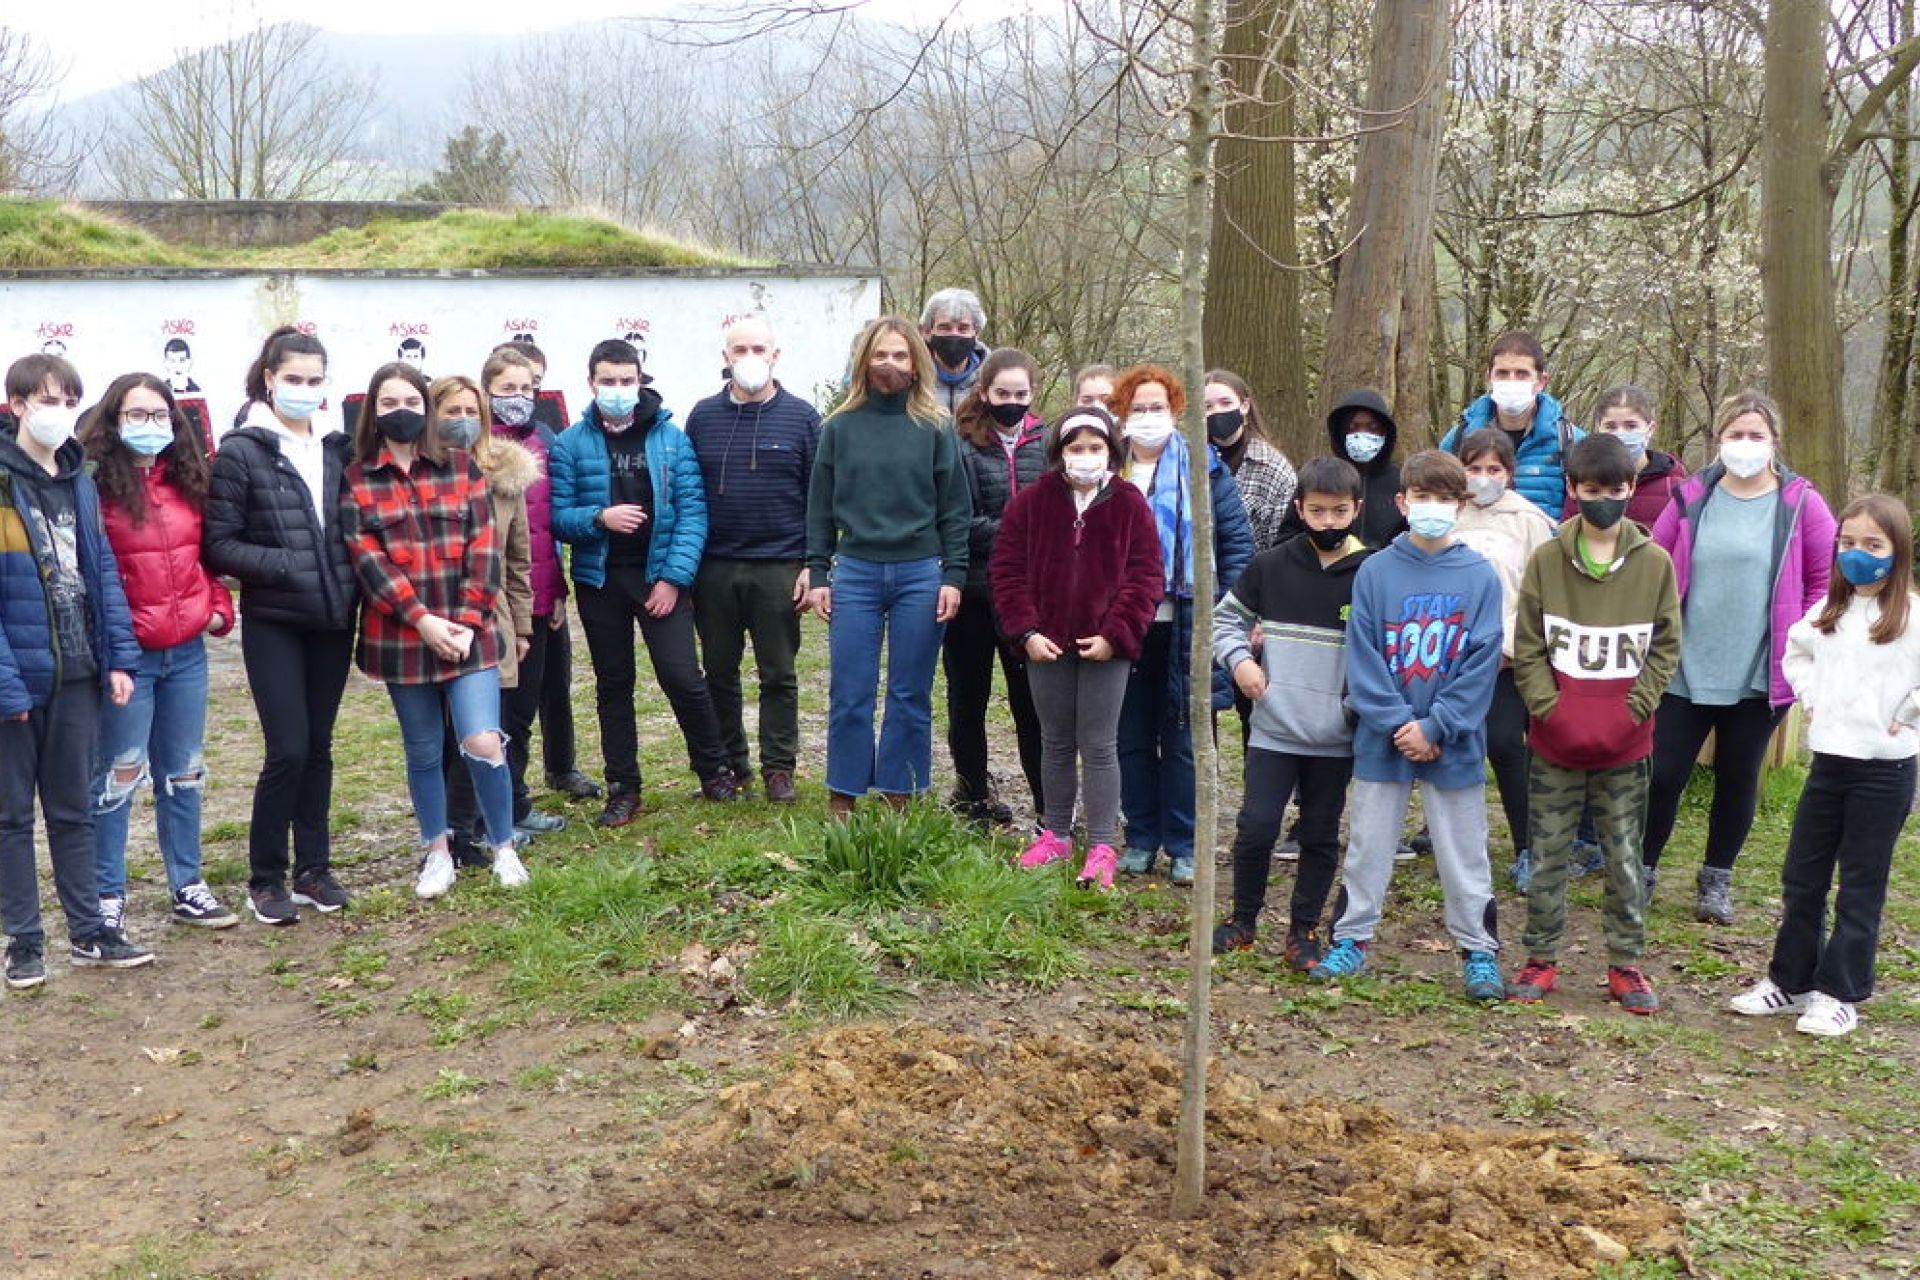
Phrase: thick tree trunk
[
  {"left": 1761, "top": 0, "right": 1848, "bottom": 501},
  {"left": 1318, "top": 0, "right": 1451, "bottom": 440},
  {"left": 1203, "top": 0, "right": 1310, "bottom": 460},
  {"left": 1876, "top": 2, "right": 1919, "bottom": 502},
  {"left": 1174, "top": 0, "right": 1220, "bottom": 1223}
]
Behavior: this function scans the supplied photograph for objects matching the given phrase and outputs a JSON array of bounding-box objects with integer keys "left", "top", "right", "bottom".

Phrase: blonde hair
[
  {"left": 430, "top": 374, "right": 509, "bottom": 470},
  {"left": 833, "top": 316, "right": 946, "bottom": 427},
  {"left": 481, "top": 345, "right": 537, "bottom": 393},
  {"left": 1713, "top": 389, "right": 1783, "bottom": 443}
]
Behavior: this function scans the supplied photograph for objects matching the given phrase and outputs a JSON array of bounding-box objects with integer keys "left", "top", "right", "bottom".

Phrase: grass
[{"left": 0, "top": 200, "right": 183, "bottom": 268}]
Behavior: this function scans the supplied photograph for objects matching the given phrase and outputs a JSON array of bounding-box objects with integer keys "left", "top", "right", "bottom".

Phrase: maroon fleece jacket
[{"left": 990, "top": 470, "right": 1164, "bottom": 659}]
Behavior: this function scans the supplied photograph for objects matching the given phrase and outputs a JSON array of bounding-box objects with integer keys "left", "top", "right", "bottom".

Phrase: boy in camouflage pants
[{"left": 1506, "top": 435, "right": 1681, "bottom": 1014}]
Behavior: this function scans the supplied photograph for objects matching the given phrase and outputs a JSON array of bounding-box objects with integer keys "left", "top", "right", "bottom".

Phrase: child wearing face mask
[
  {"left": 1505, "top": 434, "right": 1681, "bottom": 1015},
  {"left": 1730, "top": 494, "right": 1920, "bottom": 1038},
  {"left": 1452, "top": 429, "right": 1555, "bottom": 892},
  {"left": 2, "top": 355, "right": 149, "bottom": 990},
  {"left": 1298, "top": 389, "right": 1407, "bottom": 549},
  {"left": 1312, "top": 451, "right": 1506, "bottom": 1001},
  {"left": 1565, "top": 386, "right": 1688, "bottom": 528}
]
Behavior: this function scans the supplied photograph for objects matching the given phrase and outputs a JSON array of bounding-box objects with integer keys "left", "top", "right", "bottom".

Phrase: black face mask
[
  {"left": 1206, "top": 408, "right": 1244, "bottom": 442},
  {"left": 927, "top": 334, "right": 974, "bottom": 367},
  {"left": 1307, "top": 523, "right": 1354, "bottom": 552},
  {"left": 1578, "top": 497, "right": 1629, "bottom": 531},
  {"left": 986, "top": 401, "right": 1028, "bottom": 429},
  {"left": 375, "top": 409, "right": 427, "bottom": 444}
]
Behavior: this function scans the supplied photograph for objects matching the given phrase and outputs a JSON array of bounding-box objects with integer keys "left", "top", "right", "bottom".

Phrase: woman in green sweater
[{"left": 806, "top": 317, "right": 973, "bottom": 816}]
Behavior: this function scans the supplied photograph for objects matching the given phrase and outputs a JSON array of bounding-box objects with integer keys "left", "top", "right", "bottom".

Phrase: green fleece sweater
[
  {"left": 806, "top": 390, "right": 972, "bottom": 589},
  {"left": 1513, "top": 517, "right": 1682, "bottom": 770}
]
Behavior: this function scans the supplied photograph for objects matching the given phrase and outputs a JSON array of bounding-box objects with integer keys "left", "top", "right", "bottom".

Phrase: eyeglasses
[{"left": 120, "top": 409, "right": 172, "bottom": 425}]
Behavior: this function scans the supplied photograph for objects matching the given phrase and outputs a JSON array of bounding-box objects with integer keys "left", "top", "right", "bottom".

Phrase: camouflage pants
[{"left": 1521, "top": 757, "right": 1649, "bottom": 965}]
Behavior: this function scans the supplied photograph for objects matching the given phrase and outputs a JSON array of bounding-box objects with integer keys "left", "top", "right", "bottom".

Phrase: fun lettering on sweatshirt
[
  {"left": 1385, "top": 593, "right": 1472, "bottom": 683},
  {"left": 1542, "top": 613, "right": 1655, "bottom": 679}
]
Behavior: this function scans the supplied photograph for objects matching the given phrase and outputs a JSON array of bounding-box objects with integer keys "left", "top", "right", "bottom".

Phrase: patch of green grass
[
  {"left": 0, "top": 200, "right": 189, "bottom": 268},
  {"left": 1496, "top": 1087, "right": 1569, "bottom": 1122},
  {"left": 422, "top": 1068, "right": 486, "bottom": 1101},
  {"left": 85, "top": 1232, "right": 216, "bottom": 1280},
  {"left": 1111, "top": 990, "right": 1187, "bottom": 1018},
  {"left": 749, "top": 914, "right": 896, "bottom": 1018},
  {"left": 238, "top": 210, "right": 737, "bottom": 270}
]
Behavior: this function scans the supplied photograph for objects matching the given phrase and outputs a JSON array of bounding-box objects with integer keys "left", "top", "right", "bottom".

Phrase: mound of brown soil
[{"left": 489, "top": 1024, "right": 1686, "bottom": 1279}]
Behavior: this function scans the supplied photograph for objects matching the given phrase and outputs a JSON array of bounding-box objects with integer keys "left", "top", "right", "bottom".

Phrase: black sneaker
[
  {"left": 249, "top": 884, "right": 300, "bottom": 926},
  {"left": 1212, "top": 920, "right": 1258, "bottom": 955},
  {"left": 291, "top": 871, "right": 351, "bottom": 913},
  {"left": 547, "top": 769, "right": 605, "bottom": 800},
  {"left": 171, "top": 882, "right": 239, "bottom": 929},
  {"left": 5, "top": 942, "right": 47, "bottom": 990},
  {"left": 70, "top": 930, "right": 156, "bottom": 969}
]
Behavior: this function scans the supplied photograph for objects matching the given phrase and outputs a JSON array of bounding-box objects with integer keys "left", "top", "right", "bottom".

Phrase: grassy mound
[{"left": 0, "top": 199, "right": 190, "bottom": 268}]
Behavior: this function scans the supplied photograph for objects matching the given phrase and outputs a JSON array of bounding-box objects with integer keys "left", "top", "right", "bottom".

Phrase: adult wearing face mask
[
  {"left": 1108, "top": 364, "right": 1255, "bottom": 885},
  {"left": 204, "top": 327, "right": 358, "bottom": 925},
  {"left": 1299, "top": 388, "right": 1408, "bottom": 550},
  {"left": 1566, "top": 385, "right": 1690, "bottom": 528},
  {"left": 552, "top": 339, "right": 734, "bottom": 827},
  {"left": 1439, "top": 331, "right": 1581, "bottom": 521},
  {"left": 684, "top": 318, "right": 821, "bottom": 805},
  {"left": 945, "top": 348, "right": 1049, "bottom": 828},
  {"left": 1645, "top": 391, "right": 1836, "bottom": 925},
  {"left": 920, "top": 288, "right": 992, "bottom": 416}
]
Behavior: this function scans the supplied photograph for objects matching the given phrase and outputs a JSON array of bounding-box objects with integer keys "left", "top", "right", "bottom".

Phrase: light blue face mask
[
  {"left": 440, "top": 417, "right": 481, "bottom": 448},
  {"left": 1345, "top": 431, "right": 1385, "bottom": 464},
  {"left": 595, "top": 387, "right": 640, "bottom": 419},
  {"left": 120, "top": 422, "right": 174, "bottom": 457},
  {"left": 271, "top": 382, "right": 324, "bottom": 421},
  {"left": 1612, "top": 430, "right": 1648, "bottom": 459},
  {"left": 1407, "top": 500, "right": 1458, "bottom": 540}
]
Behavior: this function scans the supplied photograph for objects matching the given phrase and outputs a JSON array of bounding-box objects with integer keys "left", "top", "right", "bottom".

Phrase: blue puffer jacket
[
  {"left": 0, "top": 437, "right": 140, "bottom": 716},
  {"left": 1439, "top": 392, "right": 1583, "bottom": 520},
  {"left": 550, "top": 401, "right": 709, "bottom": 590}
]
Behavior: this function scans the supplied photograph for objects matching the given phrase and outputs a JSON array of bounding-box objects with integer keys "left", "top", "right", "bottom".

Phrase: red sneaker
[
  {"left": 1506, "top": 958, "right": 1559, "bottom": 1003},
  {"left": 1606, "top": 965, "right": 1660, "bottom": 1015}
]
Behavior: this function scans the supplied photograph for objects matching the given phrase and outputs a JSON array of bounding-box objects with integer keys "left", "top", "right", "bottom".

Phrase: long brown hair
[
  {"left": 954, "top": 348, "right": 1038, "bottom": 447},
  {"left": 1202, "top": 368, "right": 1268, "bottom": 442},
  {"left": 243, "top": 325, "right": 327, "bottom": 404},
  {"left": 354, "top": 362, "right": 444, "bottom": 465},
  {"left": 1814, "top": 493, "right": 1914, "bottom": 644},
  {"left": 832, "top": 317, "right": 945, "bottom": 426},
  {"left": 79, "top": 373, "right": 210, "bottom": 522}
]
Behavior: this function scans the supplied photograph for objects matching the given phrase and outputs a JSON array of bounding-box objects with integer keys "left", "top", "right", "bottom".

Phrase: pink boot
[
  {"left": 1077, "top": 843, "right": 1119, "bottom": 891},
  {"left": 1017, "top": 830, "right": 1070, "bottom": 868}
]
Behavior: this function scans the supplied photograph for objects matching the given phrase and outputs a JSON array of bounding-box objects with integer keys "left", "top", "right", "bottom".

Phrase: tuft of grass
[
  {"left": 422, "top": 1068, "right": 487, "bottom": 1101},
  {"left": 0, "top": 200, "right": 190, "bottom": 268},
  {"left": 237, "top": 210, "right": 738, "bottom": 270},
  {"left": 748, "top": 914, "right": 896, "bottom": 1018}
]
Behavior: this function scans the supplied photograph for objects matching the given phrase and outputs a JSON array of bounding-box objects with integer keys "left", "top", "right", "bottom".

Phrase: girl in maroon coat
[
  {"left": 990, "top": 407, "right": 1163, "bottom": 888},
  {"left": 80, "top": 374, "right": 237, "bottom": 931}
]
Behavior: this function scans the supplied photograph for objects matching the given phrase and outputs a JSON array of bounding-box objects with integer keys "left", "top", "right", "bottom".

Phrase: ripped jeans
[
  {"left": 386, "top": 667, "right": 515, "bottom": 851},
  {"left": 93, "top": 637, "right": 210, "bottom": 898}
]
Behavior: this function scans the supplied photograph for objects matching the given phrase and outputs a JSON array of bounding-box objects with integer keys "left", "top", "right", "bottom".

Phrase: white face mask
[
  {"left": 25, "top": 404, "right": 79, "bottom": 450},
  {"left": 1064, "top": 457, "right": 1109, "bottom": 486},
  {"left": 1125, "top": 412, "right": 1175, "bottom": 450},
  {"left": 1466, "top": 474, "right": 1507, "bottom": 507},
  {"left": 731, "top": 356, "right": 772, "bottom": 396},
  {"left": 1719, "top": 437, "right": 1774, "bottom": 480},
  {"left": 1489, "top": 380, "right": 1536, "bottom": 416},
  {"left": 1345, "top": 431, "right": 1385, "bottom": 464}
]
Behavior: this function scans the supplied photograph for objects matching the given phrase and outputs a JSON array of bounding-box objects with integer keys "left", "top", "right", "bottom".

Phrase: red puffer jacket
[{"left": 103, "top": 467, "right": 235, "bottom": 651}]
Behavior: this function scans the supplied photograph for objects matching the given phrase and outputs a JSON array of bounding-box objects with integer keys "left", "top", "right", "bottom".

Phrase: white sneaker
[
  {"left": 492, "top": 846, "right": 529, "bottom": 888},
  {"left": 1795, "top": 991, "right": 1858, "bottom": 1038},
  {"left": 1729, "top": 978, "right": 1810, "bottom": 1017},
  {"left": 414, "top": 850, "right": 457, "bottom": 900}
]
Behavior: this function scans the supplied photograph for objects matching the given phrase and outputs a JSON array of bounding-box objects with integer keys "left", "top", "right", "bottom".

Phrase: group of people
[{"left": 1, "top": 293, "right": 1912, "bottom": 1041}]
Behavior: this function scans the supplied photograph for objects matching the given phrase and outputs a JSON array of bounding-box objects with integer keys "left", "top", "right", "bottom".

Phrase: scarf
[{"left": 1145, "top": 432, "right": 1196, "bottom": 600}]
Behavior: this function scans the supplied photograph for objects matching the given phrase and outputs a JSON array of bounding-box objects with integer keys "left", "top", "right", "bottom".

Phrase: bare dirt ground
[{"left": 3, "top": 626, "right": 1917, "bottom": 1279}]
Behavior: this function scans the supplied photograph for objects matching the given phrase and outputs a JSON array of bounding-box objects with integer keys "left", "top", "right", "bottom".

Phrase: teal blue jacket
[{"left": 549, "top": 405, "right": 709, "bottom": 590}]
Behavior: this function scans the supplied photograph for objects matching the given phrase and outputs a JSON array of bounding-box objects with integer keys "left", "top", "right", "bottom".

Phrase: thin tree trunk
[
  {"left": 1877, "top": 0, "right": 1918, "bottom": 501},
  {"left": 1317, "top": 0, "right": 1451, "bottom": 438},
  {"left": 1762, "top": 0, "right": 1848, "bottom": 501},
  {"left": 1174, "top": 0, "right": 1220, "bottom": 1222},
  {"left": 1203, "top": 0, "right": 1309, "bottom": 459}
]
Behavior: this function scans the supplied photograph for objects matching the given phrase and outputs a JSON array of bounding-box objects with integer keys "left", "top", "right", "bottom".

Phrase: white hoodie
[{"left": 1784, "top": 592, "right": 1920, "bottom": 760}]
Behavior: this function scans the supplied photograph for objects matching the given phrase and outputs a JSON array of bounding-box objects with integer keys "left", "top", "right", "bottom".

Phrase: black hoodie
[{"left": 1276, "top": 389, "right": 1409, "bottom": 550}]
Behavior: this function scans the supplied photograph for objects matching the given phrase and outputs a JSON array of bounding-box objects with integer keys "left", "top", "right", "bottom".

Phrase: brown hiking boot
[
  {"left": 763, "top": 770, "right": 798, "bottom": 804},
  {"left": 828, "top": 792, "right": 857, "bottom": 822}
]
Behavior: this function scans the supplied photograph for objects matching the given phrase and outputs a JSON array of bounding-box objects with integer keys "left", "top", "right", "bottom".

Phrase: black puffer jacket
[
  {"left": 203, "top": 423, "right": 358, "bottom": 630},
  {"left": 958, "top": 419, "right": 1049, "bottom": 596}
]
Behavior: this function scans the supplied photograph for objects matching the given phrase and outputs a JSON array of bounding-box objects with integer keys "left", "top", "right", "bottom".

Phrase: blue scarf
[{"left": 1143, "top": 432, "right": 1196, "bottom": 600}]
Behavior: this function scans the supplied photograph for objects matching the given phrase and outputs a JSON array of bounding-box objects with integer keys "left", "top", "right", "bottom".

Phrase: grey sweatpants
[
  {"left": 1024, "top": 654, "right": 1131, "bottom": 845},
  {"left": 1330, "top": 777, "right": 1498, "bottom": 953}
]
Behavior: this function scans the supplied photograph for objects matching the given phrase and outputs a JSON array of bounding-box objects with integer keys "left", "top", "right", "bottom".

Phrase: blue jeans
[
  {"left": 387, "top": 668, "right": 514, "bottom": 849},
  {"left": 93, "top": 637, "right": 210, "bottom": 897},
  {"left": 825, "top": 556, "right": 945, "bottom": 797},
  {"left": 1118, "top": 620, "right": 1196, "bottom": 859}
]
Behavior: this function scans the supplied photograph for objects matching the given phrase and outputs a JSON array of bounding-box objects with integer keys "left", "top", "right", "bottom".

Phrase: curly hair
[
  {"left": 79, "top": 373, "right": 210, "bottom": 522},
  {"left": 1106, "top": 364, "right": 1187, "bottom": 422}
]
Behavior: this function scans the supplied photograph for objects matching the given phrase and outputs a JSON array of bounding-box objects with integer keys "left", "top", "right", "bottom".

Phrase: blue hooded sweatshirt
[
  {"left": 1345, "top": 532, "right": 1504, "bottom": 788},
  {"left": 1439, "top": 391, "right": 1583, "bottom": 520}
]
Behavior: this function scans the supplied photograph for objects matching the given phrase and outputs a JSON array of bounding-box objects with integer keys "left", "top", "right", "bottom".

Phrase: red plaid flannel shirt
[{"left": 343, "top": 448, "right": 501, "bottom": 684}]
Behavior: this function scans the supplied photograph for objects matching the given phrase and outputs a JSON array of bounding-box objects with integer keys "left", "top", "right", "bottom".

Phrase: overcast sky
[{"left": 18, "top": 0, "right": 1018, "bottom": 98}]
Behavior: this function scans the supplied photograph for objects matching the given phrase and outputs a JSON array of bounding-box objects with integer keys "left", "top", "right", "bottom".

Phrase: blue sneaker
[
  {"left": 1508, "top": 849, "right": 1533, "bottom": 894},
  {"left": 1462, "top": 950, "right": 1504, "bottom": 1001},
  {"left": 1310, "top": 938, "right": 1368, "bottom": 981},
  {"left": 1572, "top": 840, "right": 1604, "bottom": 877},
  {"left": 1118, "top": 847, "right": 1157, "bottom": 877},
  {"left": 1169, "top": 856, "right": 1195, "bottom": 886}
]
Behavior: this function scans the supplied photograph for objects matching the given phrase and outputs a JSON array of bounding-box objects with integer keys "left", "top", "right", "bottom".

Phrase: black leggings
[
  {"left": 241, "top": 618, "right": 353, "bottom": 889},
  {"left": 942, "top": 593, "right": 1043, "bottom": 809},
  {"left": 1642, "top": 693, "right": 1787, "bottom": 871},
  {"left": 1487, "top": 667, "right": 1531, "bottom": 852}
]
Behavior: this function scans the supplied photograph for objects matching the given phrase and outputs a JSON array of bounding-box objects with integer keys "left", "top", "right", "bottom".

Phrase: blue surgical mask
[
  {"left": 120, "top": 421, "right": 174, "bottom": 457},
  {"left": 1838, "top": 548, "right": 1895, "bottom": 587},
  {"left": 1345, "top": 432, "right": 1385, "bottom": 464},
  {"left": 440, "top": 417, "right": 481, "bottom": 448},
  {"left": 271, "top": 382, "right": 324, "bottom": 421},
  {"left": 1407, "top": 500, "right": 1458, "bottom": 540},
  {"left": 1613, "top": 430, "right": 1649, "bottom": 459},
  {"left": 595, "top": 387, "right": 640, "bottom": 420}
]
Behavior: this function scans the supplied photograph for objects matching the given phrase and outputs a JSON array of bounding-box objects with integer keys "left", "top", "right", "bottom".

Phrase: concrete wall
[{"left": 79, "top": 200, "right": 460, "bottom": 249}]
